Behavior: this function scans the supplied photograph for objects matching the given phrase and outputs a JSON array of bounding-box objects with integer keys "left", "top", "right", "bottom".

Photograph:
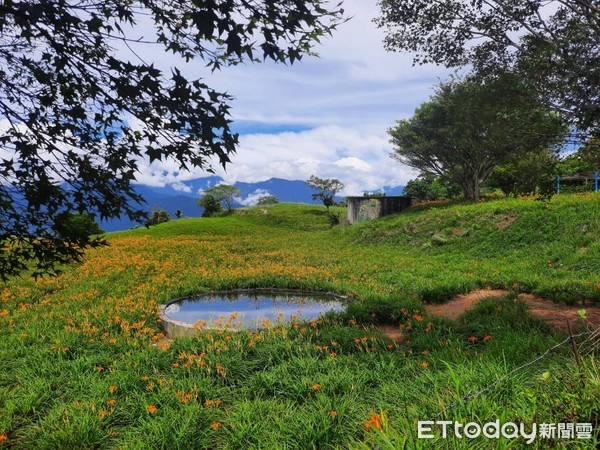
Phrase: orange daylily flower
[{"left": 365, "top": 413, "right": 382, "bottom": 431}]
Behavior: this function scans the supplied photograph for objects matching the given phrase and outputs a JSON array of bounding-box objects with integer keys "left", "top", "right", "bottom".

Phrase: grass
[{"left": 0, "top": 193, "right": 599, "bottom": 448}]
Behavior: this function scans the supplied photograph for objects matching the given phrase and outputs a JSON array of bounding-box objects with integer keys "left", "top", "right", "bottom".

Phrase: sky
[
  {"left": 125, "top": 0, "right": 455, "bottom": 196},
  {"left": 130, "top": 0, "right": 454, "bottom": 196}
]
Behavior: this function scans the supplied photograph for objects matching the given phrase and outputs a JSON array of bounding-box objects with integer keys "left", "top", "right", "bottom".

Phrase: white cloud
[
  {"left": 170, "top": 181, "right": 192, "bottom": 193},
  {"left": 239, "top": 189, "right": 272, "bottom": 206},
  {"left": 122, "top": 0, "right": 443, "bottom": 192},
  {"left": 130, "top": 121, "right": 419, "bottom": 195},
  {"left": 2, "top": 1, "right": 442, "bottom": 194},
  {"left": 335, "top": 157, "right": 372, "bottom": 172},
  {"left": 213, "top": 124, "right": 419, "bottom": 195}
]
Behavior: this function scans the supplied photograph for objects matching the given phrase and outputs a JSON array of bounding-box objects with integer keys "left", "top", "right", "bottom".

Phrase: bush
[
  {"left": 256, "top": 195, "right": 279, "bottom": 206},
  {"left": 146, "top": 208, "right": 171, "bottom": 226},
  {"left": 53, "top": 213, "right": 104, "bottom": 240},
  {"left": 197, "top": 194, "right": 223, "bottom": 217}
]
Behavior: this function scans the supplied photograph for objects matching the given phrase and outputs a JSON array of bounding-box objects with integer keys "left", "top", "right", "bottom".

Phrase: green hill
[{"left": 0, "top": 194, "right": 598, "bottom": 448}]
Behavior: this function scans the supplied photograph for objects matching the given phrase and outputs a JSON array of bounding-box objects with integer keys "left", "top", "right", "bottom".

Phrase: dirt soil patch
[
  {"left": 425, "top": 289, "right": 600, "bottom": 332},
  {"left": 495, "top": 215, "right": 517, "bottom": 229}
]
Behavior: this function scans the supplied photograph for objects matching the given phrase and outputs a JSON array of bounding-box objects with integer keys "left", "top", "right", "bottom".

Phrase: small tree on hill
[
  {"left": 199, "top": 185, "right": 240, "bottom": 213},
  {"left": 306, "top": 175, "right": 344, "bottom": 212},
  {"left": 146, "top": 208, "right": 171, "bottom": 226},
  {"left": 197, "top": 194, "right": 223, "bottom": 217},
  {"left": 256, "top": 195, "right": 279, "bottom": 206}
]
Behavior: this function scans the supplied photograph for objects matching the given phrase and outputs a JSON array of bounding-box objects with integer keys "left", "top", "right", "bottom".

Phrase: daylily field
[{"left": 1, "top": 195, "right": 599, "bottom": 448}]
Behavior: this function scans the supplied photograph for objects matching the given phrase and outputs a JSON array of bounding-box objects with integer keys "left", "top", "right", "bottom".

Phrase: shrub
[
  {"left": 53, "top": 213, "right": 104, "bottom": 240},
  {"left": 197, "top": 194, "right": 223, "bottom": 217},
  {"left": 146, "top": 208, "right": 171, "bottom": 226}
]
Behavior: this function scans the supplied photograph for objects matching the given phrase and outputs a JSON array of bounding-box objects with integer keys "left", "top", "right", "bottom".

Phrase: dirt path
[{"left": 424, "top": 289, "right": 600, "bottom": 332}]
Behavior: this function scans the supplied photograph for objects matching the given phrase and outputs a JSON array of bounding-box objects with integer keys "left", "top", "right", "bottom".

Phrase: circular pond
[{"left": 160, "top": 289, "right": 346, "bottom": 337}]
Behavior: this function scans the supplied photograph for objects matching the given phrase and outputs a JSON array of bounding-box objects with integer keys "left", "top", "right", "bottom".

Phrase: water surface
[{"left": 164, "top": 291, "right": 345, "bottom": 330}]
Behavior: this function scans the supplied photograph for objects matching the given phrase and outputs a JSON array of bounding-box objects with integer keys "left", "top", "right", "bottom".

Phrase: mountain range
[{"left": 100, "top": 177, "right": 404, "bottom": 231}]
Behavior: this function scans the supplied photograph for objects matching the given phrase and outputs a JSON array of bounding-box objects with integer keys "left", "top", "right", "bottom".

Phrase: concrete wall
[{"left": 347, "top": 196, "right": 414, "bottom": 224}]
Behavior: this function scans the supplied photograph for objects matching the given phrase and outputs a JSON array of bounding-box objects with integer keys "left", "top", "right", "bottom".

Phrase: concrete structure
[{"left": 347, "top": 196, "right": 414, "bottom": 224}]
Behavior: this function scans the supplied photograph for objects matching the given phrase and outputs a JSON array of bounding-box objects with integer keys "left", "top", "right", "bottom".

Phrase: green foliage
[
  {"left": 486, "top": 148, "right": 559, "bottom": 197},
  {"left": 559, "top": 143, "right": 600, "bottom": 175},
  {"left": 389, "top": 75, "right": 566, "bottom": 201},
  {"left": 198, "top": 185, "right": 240, "bottom": 213},
  {"left": 255, "top": 195, "right": 279, "bottom": 206},
  {"left": 197, "top": 194, "right": 223, "bottom": 218},
  {"left": 403, "top": 174, "right": 460, "bottom": 202},
  {"left": 306, "top": 175, "right": 345, "bottom": 212},
  {"left": 53, "top": 213, "right": 104, "bottom": 241},
  {"left": 328, "top": 212, "right": 341, "bottom": 227},
  {"left": 377, "top": 0, "right": 600, "bottom": 135},
  {"left": 0, "top": 0, "right": 346, "bottom": 280},
  {"left": 0, "top": 196, "right": 599, "bottom": 447},
  {"left": 146, "top": 208, "right": 171, "bottom": 226}
]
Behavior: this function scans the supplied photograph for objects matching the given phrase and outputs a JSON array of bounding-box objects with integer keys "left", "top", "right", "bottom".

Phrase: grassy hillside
[{"left": 0, "top": 194, "right": 598, "bottom": 448}]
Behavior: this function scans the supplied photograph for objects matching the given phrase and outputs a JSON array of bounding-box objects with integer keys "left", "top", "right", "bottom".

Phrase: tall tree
[
  {"left": 389, "top": 75, "right": 566, "bottom": 201},
  {"left": 0, "top": 1, "right": 345, "bottom": 279},
  {"left": 376, "top": 0, "right": 600, "bottom": 135},
  {"left": 306, "top": 175, "right": 344, "bottom": 212}
]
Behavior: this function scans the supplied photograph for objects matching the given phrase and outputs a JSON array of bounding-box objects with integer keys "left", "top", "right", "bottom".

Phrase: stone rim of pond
[{"left": 159, "top": 288, "right": 349, "bottom": 338}]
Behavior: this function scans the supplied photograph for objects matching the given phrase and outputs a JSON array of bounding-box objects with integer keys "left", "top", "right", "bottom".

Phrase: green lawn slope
[{"left": 0, "top": 194, "right": 598, "bottom": 448}]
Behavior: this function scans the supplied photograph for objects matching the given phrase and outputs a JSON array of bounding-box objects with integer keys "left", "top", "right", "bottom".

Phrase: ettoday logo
[{"left": 418, "top": 421, "right": 593, "bottom": 444}]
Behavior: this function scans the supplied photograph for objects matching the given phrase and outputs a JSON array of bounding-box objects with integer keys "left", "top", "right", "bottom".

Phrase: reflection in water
[{"left": 164, "top": 291, "right": 345, "bottom": 330}]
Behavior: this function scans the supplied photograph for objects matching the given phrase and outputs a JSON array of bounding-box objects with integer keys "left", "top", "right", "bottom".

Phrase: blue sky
[{"left": 125, "top": 0, "right": 455, "bottom": 196}]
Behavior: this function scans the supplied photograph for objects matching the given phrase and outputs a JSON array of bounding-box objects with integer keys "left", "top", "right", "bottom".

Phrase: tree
[
  {"left": 201, "top": 184, "right": 240, "bottom": 212},
  {"left": 197, "top": 184, "right": 239, "bottom": 214},
  {"left": 389, "top": 75, "right": 566, "bottom": 201},
  {"left": 146, "top": 208, "right": 171, "bottom": 226},
  {"left": 0, "top": 1, "right": 345, "bottom": 280},
  {"left": 403, "top": 174, "right": 459, "bottom": 202},
  {"left": 376, "top": 0, "right": 600, "bottom": 135},
  {"left": 256, "top": 195, "right": 279, "bottom": 206},
  {"left": 53, "top": 213, "right": 104, "bottom": 241},
  {"left": 486, "top": 148, "right": 558, "bottom": 197},
  {"left": 197, "top": 194, "right": 223, "bottom": 217},
  {"left": 175, "top": 209, "right": 183, "bottom": 219},
  {"left": 306, "top": 175, "right": 344, "bottom": 212}
]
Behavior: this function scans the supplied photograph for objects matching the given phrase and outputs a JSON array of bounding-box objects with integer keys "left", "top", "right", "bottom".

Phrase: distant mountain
[
  {"left": 235, "top": 178, "right": 320, "bottom": 205},
  {"left": 100, "top": 177, "right": 404, "bottom": 232}
]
